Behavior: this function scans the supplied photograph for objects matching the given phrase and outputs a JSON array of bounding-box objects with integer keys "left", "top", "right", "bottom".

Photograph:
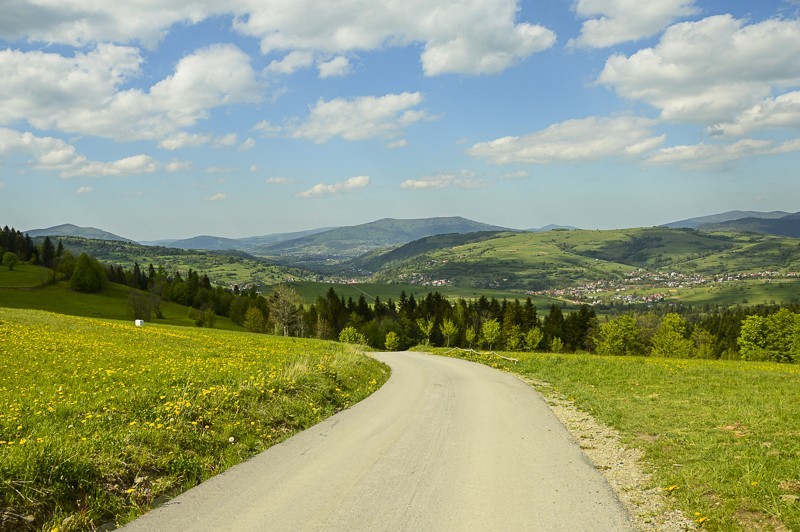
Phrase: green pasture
[{"left": 0, "top": 279, "right": 241, "bottom": 331}]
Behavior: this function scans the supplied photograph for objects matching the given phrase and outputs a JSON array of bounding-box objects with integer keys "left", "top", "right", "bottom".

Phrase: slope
[
  {"left": 25, "top": 223, "right": 133, "bottom": 242},
  {"left": 700, "top": 212, "right": 800, "bottom": 237}
]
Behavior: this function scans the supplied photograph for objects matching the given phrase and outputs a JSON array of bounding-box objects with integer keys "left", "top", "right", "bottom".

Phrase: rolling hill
[
  {"left": 143, "top": 227, "right": 336, "bottom": 251},
  {"left": 662, "top": 210, "right": 790, "bottom": 229},
  {"left": 25, "top": 223, "right": 133, "bottom": 242},
  {"left": 363, "top": 227, "right": 800, "bottom": 291},
  {"left": 253, "top": 217, "right": 513, "bottom": 261},
  {"left": 700, "top": 212, "right": 800, "bottom": 237}
]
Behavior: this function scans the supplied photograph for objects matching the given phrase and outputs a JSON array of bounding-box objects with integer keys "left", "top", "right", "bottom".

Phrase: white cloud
[
  {"left": 0, "top": 44, "right": 264, "bottom": 143},
  {"left": 598, "top": 15, "right": 800, "bottom": 124},
  {"left": 296, "top": 175, "right": 371, "bottom": 197},
  {"left": 468, "top": 116, "right": 665, "bottom": 164},
  {"left": 4, "top": 1, "right": 554, "bottom": 76},
  {"left": 266, "top": 50, "right": 315, "bottom": 75},
  {"left": 239, "top": 137, "right": 256, "bottom": 151},
  {"left": 710, "top": 92, "right": 800, "bottom": 137},
  {"left": 386, "top": 139, "right": 408, "bottom": 149},
  {"left": 318, "top": 56, "right": 352, "bottom": 78},
  {"left": 252, "top": 120, "right": 282, "bottom": 136},
  {"left": 250, "top": 164, "right": 258, "bottom": 172},
  {"left": 266, "top": 177, "right": 292, "bottom": 184},
  {"left": 234, "top": 0, "right": 555, "bottom": 75},
  {"left": 214, "top": 133, "right": 238, "bottom": 148},
  {"left": 401, "top": 171, "right": 486, "bottom": 190},
  {"left": 76, "top": 186, "right": 94, "bottom": 194},
  {"left": 570, "top": 0, "right": 697, "bottom": 48},
  {"left": 289, "top": 93, "right": 430, "bottom": 143},
  {"left": 206, "top": 193, "right": 228, "bottom": 201},
  {"left": 159, "top": 132, "right": 213, "bottom": 150},
  {"left": 0, "top": 127, "right": 179, "bottom": 178},
  {"left": 646, "top": 138, "right": 800, "bottom": 169}
]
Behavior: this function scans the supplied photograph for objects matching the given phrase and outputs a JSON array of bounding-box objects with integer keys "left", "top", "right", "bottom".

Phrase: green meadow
[
  {"left": 429, "top": 347, "right": 800, "bottom": 530},
  {"left": 0, "top": 308, "right": 388, "bottom": 530}
]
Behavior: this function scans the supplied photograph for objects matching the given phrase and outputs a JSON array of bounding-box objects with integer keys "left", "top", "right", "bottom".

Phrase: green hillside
[
  {"left": 368, "top": 228, "right": 800, "bottom": 292},
  {"left": 0, "top": 274, "right": 241, "bottom": 330},
  {"left": 51, "top": 236, "right": 316, "bottom": 289}
]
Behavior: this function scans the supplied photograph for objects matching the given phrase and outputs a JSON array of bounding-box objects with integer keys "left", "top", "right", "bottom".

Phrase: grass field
[
  {"left": 0, "top": 276, "right": 242, "bottom": 331},
  {"left": 428, "top": 347, "right": 800, "bottom": 530},
  {"left": 0, "top": 264, "right": 52, "bottom": 288},
  {"left": 0, "top": 308, "right": 388, "bottom": 530}
]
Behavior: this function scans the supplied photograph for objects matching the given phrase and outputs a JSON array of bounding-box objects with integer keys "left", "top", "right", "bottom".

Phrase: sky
[{"left": 1, "top": 0, "right": 799, "bottom": 241}]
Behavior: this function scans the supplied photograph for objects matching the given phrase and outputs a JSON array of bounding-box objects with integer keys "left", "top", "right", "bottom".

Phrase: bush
[
  {"left": 385, "top": 331, "right": 400, "bottom": 351},
  {"left": 595, "top": 315, "right": 645, "bottom": 356},
  {"left": 69, "top": 253, "right": 107, "bottom": 293},
  {"left": 339, "top": 326, "right": 367, "bottom": 345}
]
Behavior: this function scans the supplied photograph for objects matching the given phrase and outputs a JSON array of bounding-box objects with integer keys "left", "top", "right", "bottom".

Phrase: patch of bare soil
[{"left": 520, "top": 376, "right": 697, "bottom": 531}]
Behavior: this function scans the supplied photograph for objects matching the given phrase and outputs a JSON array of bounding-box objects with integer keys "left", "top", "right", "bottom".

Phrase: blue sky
[{"left": 1, "top": 0, "right": 799, "bottom": 241}]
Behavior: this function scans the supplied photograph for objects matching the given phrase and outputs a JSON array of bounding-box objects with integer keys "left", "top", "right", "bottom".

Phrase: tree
[
  {"left": 2, "top": 252, "right": 18, "bottom": 271},
  {"left": 482, "top": 319, "right": 501, "bottom": 350},
  {"left": 525, "top": 327, "right": 544, "bottom": 351},
  {"left": 595, "top": 315, "right": 645, "bottom": 357},
  {"left": 550, "top": 337, "right": 565, "bottom": 353},
  {"left": 41, "top": 236, "right": 55, "bottom": 269},
  {"left": 465, "top": 326, "right": 478, "bottom": 349},
  {"left": 650, "top": 313, "right": 692, "bottom": 358},
  {"left": 505, "top": 324, "right": 523, "bottom": 351},
  {"left": 70, "top": 253, "right": 107, "bottom": 293},
  {"left": 440, "top": 319, "right": 458, "bottom": 348},
  {"left": 244, "top": 306, "right": 267, "bottom": 333},
  {"left": 690, "top": 327, "right": 717, "bottom": 359},
  {"left": 738, "top": 315, "right": 769, "bottom": 361},
  {"left": 417, "top": 317, "right": 435, "bottom": 346},
  {"left": 268, "top": 284, "right": 301, "bottom": 336},
  {"left": 385, "top": 331, "right": 400, "bottom": 351},
  {"left": 339, "top": 326, "right": 367, "bottom": 345}
]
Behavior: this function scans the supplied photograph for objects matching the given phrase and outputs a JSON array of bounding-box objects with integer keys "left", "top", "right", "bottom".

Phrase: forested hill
[{"left": 253, "top": 217, "right": 512, "bottom": 259}]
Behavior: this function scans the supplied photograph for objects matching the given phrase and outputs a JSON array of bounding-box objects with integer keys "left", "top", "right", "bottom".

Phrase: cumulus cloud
[
  {"left": 239, "top": 137, "right": 256, "bottom": 151},
  {"left": 318, "top": 56, "right": 352, "bottom": 78},
  {"left": 710, "top": 92, "right": 800, "bottom": 137},
  {"left": 468, "top": 116, "right": 665, "bottom": 164},
  {"left": 4, "top": 1, "right": 554, "bottom": 76},
  {"left": 0, "top": 127, "right": 180, "bottom": 178},
  {"left": 266, "top": 177, "right": 292, "bottom": 184},
  {"left": 252, "top": 120, "right": 282, "bottom": 136},
  {"left": 400, "top": 171, "right": 486, "bottom": 189},
  {"left": 570, "top": 0, "right": 697, "bottom": 48},
  {"left": 76, "top": 186, "right": 94, "bottom": 194},
  {"left": 206, "top": 193, "right": 228, "bottom": 201},
  {"left": 289, "top": 93, "right": 430, "bottom": 143},
  {"left": 266, "top": 50, "right": 315, "bottom": 75},
  {"left": 598, "top": 15, "right": 800, "bottom": 123},
  {"left": 386, "top": 139, "right": 408, "bottom": 149},
  {"left": 647, "top": 138, "right": 800, "bottom": 169},
  {"left": 296, "top": 175, "right": 370, "bottom": 197},
  {"left": 0, "top": 44, "right": 264, "bottom": 143}
]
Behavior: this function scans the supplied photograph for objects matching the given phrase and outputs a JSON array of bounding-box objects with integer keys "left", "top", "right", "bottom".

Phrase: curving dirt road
[{"left": 123, "top": 351, "right": 632, "bottom": 531}]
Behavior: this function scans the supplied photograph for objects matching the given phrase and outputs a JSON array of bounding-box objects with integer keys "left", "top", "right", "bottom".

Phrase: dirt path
[{"left": 122, "top": 351, "right": 632, "bottom": 531}]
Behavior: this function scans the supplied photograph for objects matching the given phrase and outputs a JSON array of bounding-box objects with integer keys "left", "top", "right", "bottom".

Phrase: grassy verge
[
  {"left": 0, "top": 308, "right": 389, "bottom": 531},
  {"left": 425, "top": 347, "right": 800, "bottom": 530}
]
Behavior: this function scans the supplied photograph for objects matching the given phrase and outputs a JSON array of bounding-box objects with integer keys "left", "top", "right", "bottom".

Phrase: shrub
[
  {"left": 339, "top": 326, "right": 367, "bottom": 345},
  {"left": 69, "top": 253, "right": 107, "bottom": 293},
  {"left": 385, "top": 331, "right": 400, "bottom": 351}
]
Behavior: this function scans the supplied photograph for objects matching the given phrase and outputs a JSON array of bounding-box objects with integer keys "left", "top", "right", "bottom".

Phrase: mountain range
[{"left": 25, "top": 224, "right": 133, "bottom": 243}]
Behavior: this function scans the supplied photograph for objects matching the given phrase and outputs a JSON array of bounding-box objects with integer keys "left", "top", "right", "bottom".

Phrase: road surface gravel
[{"left": 122, "top": 351, "right": 632, "bottom": 531}]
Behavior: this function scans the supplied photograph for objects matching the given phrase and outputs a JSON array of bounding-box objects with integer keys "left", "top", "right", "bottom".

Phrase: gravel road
[{"left": 122, "top": 351, "right": 632, "bottom": 531}]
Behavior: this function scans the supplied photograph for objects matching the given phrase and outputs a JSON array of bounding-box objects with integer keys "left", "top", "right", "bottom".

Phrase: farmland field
[
  {"left": 0, "top": 308, "right": 388, "bottom": 530},
  {"left": 430, "top": 347, "right": 800, "bottom": 530}
]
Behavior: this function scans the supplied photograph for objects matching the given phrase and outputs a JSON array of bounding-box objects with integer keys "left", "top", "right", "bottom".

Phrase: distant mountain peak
[{"left": 25, "top": 224, "right": 133, "bottom": 242}]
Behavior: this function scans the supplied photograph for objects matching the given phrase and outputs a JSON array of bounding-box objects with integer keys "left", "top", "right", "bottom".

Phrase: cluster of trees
[
  {"left": 593, "top": 304, "right": 800, "bottom": 363},
  {"left": 1, "top": 227, "right": 80, "bottom": 282}
]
